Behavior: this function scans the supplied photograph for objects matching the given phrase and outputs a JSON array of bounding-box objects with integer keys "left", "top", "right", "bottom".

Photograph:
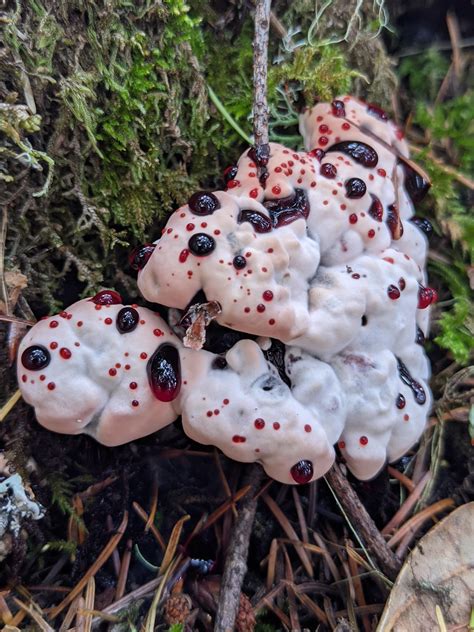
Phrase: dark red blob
[
  {"left": 264, "top": 189, "right": 309, "bottom": 228},
  {"left": 59, "top": 348, "right": 71, "bottom": 359},
  {"left": 367, "top": 103, "right": 388, "bottom": 121},
  {"left": 345, "top": 178, "right": 366, "bottom": 199},
  {"left": 396, "top": 393, "right": 406, "bottom": 409},
  {"left": 238, "top": 210, "right": 272, "bottom": 233},
  {"left": 387, "top": 204, "right": 403, "bottom": 240},
  {"left": 223, "top": 165, "right": 238, "bottom": 184},
  {"left": 399, "top": 277, "right": 406, "bottom": 291},
  {"left": 262, "top": 290, "right": 273, "bottom": 301},
  {"left": 233, "top": 255, "right": 247, "bottom": 270},
  {"left": 116, "top": 307, "right": 139, "bottom": 334},
  {"left": 418, "top": 285, "right": 438, "bottom": 309},
  {"left": 331, "top": 100, "right": 346, "bottom": 117},
  {"left": 387, "top": 285, "right": 401, "bottom": 300},
  {"left": 397, "top": 357, "right": 426, "bottom": 405},
  {"left": 21, "top": 345, "right": 50, "bottom": 371},
  {"left": 90, "top": 288, "right": 123, "bottom": 306},
  {"left": 254, "top": 418, "right": 265, "bottom": 429},
  {"left": 257, "top": 304, "right": 266, "bottom": 313},
  {"left": 326, "top": 141, "right": 378, "bottom": 168},
  {"left": 400, "top": 160, "right": 430, "bottom": 203},
  {"left": 308, "top": 148, "right": 325, "bottom": 162},
  {"left": 411, "top": 216, "right": 433, "bottom": 237},
  {"left": 128, "top": 244, "right": 156, "bottom": 272},
  {"left": 415, "top": 326, "right": 425, "bottom": 345},
  {"left": 147, "top": 344, "right": 181, "bottom": 402},
  {"left": 49, "top": 320, "right": 59, "bottom": 328},
  {"left": 290, "top": 460, "right": 313, "bottom": 484},
  {"left": 368, "top": 195, "right": 383, "bottom": 222},
  {"left": 232, "top": 435, "right": 247, "bottom": 443},
  {"left": 349, "top": 213, "right": 358, "bottom": 224},
  {"left": 359, "top": 436, "right": 369, "bottom": 446},
  {"left": 320, "top": 163, "right": 337, "bottom": 178},
  {"left": 188, "top": 191, "right": 220, "bottom": 216},
  {"left": 188, "top": 233, "right": 216, "bottom": 256},
  {"left": 179, "top": 249, "right": 189, "bottom": 263}
]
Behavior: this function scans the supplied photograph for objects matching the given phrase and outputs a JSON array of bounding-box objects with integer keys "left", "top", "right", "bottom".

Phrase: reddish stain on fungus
[{"left": 60, "top": 348, "right": 71, "bottom": 359}]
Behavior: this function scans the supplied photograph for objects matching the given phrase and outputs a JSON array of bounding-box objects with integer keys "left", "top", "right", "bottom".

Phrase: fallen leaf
[{"left": 377, "top": 502, "right": 474, "bottom": 631}]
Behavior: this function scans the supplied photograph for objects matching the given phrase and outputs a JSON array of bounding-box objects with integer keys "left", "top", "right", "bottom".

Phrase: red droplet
[
  {"left": 223, "top": 399, "right": 229, "bottom": 405},
  {"left": 148, "top": 344, "right": 181, "bottom": 402},
  {"left": 226, "top": 179, "right": 240, "bottom": 189},
  {"left": 304, "top": 424, "right": 312, "bottom": 433},
  {"left": 290, "top": 460, "right": 313, "bottom": 484},
  {"left": 104, "top": 317, "right": 113, "bottom": 325},
  {"left": 206, "top": 411, "right": 213, "bottom": 417},
  {"left": 257, "top": 304, "right": 265, "bottom": 313},
  {"left": 331, "top": 100, "right": 346, "bottom": 117},
  {"left": 109, "top": 368, "right": 117, "bottom": 376},
  {"left": 418, "top": 285, "right": 438, "bottom": 308},
  {"left": 338, "top": 440, "right": 346, "bottom": 449},
  {"left": 129, "top": 382, "right": 138, "bottom": 390},
  {"left": 90, "top": 289, "right": 122, "bottom": 305},
  {"left": 125, "top": 364, "right": 131, "bottom": 370},
  {"left": 352, "top": 273, "right": 360, "bottom": 279},
  {"left": 50, "top": 342, "right": 58, "bottom": 350},
  {"left": 244, "top": 307, "right": 251, "bottom": 313},
  {"left": 153, "top": 329, "right": 163, "bottom": 336},
  {"left": 349, "top": 214, "right": 358, "bottom": 224},
  {"left": 250, "top": 188, "right": 259, "bottom": 198},
  {"left": 387, "top": 285, "right": 401, "bottom": 300},
  {"left": 21, "top": 375, "right": 27, "bottom": 382},
  {"left": 368, "top": 229, "right": 376, "bottom": 238},
  {"left": 377, "top": 168, "right": 386, "bottom": 177},
  {"left": 186, "top": 223, "right": 195, "bottom": 231},
  {"left": 399, "top": 277, "right": 406, "bottom": 291},
  {"left": 132, "top": 400, "right": 139, "bottom": 407},
  {"left": 50, "top": 320, "right": 59, "bottom": 328},
  {"left": 254, "top": 418, "right": 265, "bottom": 429},
  {"left": 262, "top": 290, "right": 274, "bottom": 301},
  {"left": 47, "top": 382, "right": 56, "bottom": 390},
  {"left": 319, "top": 136, "right": 328, "bottom": 146},
  {"left": 59, "top": 311, "right": 68, "bottom": 318},
  {"left": 404, "top": 414, "right": 410, "bottom": 421},
  {"left": 77, "top": 321, "right": 83, "bottom": 327},
  {"left": 320, "top": 163, "right": 337, "bottom": 178},
  {"left": 179, "top": 249, "right": 189, "bottom": 263},
  {"left": 232, "top": 435, "right": 246, "bottom": 443},
  {"left": 269, "top": 319, "right": 275, "bottom": 325},
  {"left": 359, "top": 436, "right": 368, "bottom": 445},
  {"left": 319, "top": 124, "right": 329, "bottom": 133},
  {"left": 140, "top": 352, "right": 148, "bottom": 359},
  {"left": 342, "top": 122, "right": 350, "bottom": 130},
  {"left": 272, "top": 185, "right": 281, "bottom": 195},
  {"left": 59, "top": 348, "right": 71, "bottom": 359},
  {"left": 273, "top": 422, "right": 280, "bottom": 430},
  {"left": 396, "top": 393, "right": 406, "bottom": 409},
  {"left": 214, "top": 409, "right": 220, "bottom": 415}
]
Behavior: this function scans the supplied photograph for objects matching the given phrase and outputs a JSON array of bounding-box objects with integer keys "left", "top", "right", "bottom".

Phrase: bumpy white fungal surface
[
  {"left": 18, "top": 96, "right": 436, "bottom": 483},
  {"left": 17, "top": 293, "right": 180, "bottom": 446}
]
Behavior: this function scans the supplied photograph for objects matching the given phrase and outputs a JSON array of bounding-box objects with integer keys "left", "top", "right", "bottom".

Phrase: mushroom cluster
[{"left": 17, "top": 96, "right": 435, "bottom": 484}]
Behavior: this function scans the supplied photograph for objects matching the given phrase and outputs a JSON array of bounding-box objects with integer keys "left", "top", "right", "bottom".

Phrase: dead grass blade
[
  {"left": 213, "top": 450, "right": 238, "bottom": 518},
  {"left": 0, "top": 390, "right": 22, "bottom": 423},
  {"left": 159, "top": 514, "right": 190, "bottom": 574},
  {"left": 293, "top": 588, "right": 328, "bottom": 625},
  {"left": 387, "top": 466, "right": 415, "bottom": 492},
  {"left": 382, "top": 471, "right": 431, "bottom": 535},
  {"left": 313, "top": 531, "right": 341, "bottom": 582},
  {"left": 83, "top": 577, "right": 95, "bottom": 632},
  {"left": 12, "top": 597, "right": 55, "bottom": 632},
  {"left": 0, "top": 591, "right": 13, "bottom": 625},
  {"left": 144, "top": 560, "right": 175, "bottom": 632},
  {"left": 387, "top": 498, "right": 455, "bottom": 548},
  {"left": 115, "top": 539, "right": 132, "bottom": 601},
  {"left": 347, "top": 542, "right": 370, "bottom": 632},
  {"left": 262, "top": 492, "right": 314, "bottom": 577},
  {"left": 49, "top": 511, "right": 128, "bottom": 619},
  {"left": 145, "top": 477, "right": 159, "bottom": 532},
  {"left": 58, "top": 595, "right": 82, "bottom": 632},
  {"left": 266, "top": 538, "right": 278, "bottom": 588},
  {"left": 132, "top": 501, "right": 166, "bottom": 550},
  {"left": 292, "top": 486, "right": 309, "bottom": 543}
]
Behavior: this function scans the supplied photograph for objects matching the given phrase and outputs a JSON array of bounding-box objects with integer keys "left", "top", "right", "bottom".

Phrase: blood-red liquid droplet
[
  {"left": 273, "top": 422, "right": 280, "bottom": 430},
  {"left": 188, "top": 191, "right": 220, "bottom": 215},
  {"left": 331, "top": 100, "right": 346, "bottom": 117},
  {"left": 232, "top": 435, "right": 246, "bottom": 443},
  {"left": 418, "top": 285, "right": 438, "bottom": 309},
  {"left": 256, "top": 304, "right": 265, "bottom": 313},
  {"left": 262, "top": 290, "right": 273, "bottom": 301},
  {"left": 128, "top": 244, "right": 156, "bottom": 272},
  {"left": 359, "top": 436, "right": 368, "bottom": 445},
  {"left": 254, "top": 418, "right": 265, "bottom": 429},
  {"left": 132, "top": 400, "right": 139, "bottom": 407},
  {"left": 238, "top": 210, "right": 272, "bottom": 233},
  {"left": 367, "top": 103, "right": 388, "bottom": 121},
  {"left": 109, "top": 368, "right": 117, "bottom": 376},
  {"left": 304, "top": 424, "right": 312, "bottom": 433},
  {"left": 21, "top": 345, "right": 50, "bottom": 371},
  {"left": 328, "top": 141, "right": 378, "bottom": 168},
  {"left": 147, "top": 344, "right": 181, "bottom": 402},
  {"left": 90, "top": 289, "right": 123, "bottom": 305},
  {"left": 338, "top": 440, "right": 346, "bottom": 449},
  {"left": 320, "top": 163, "right": 337, "bottom": 178},
  {"left": 129, "top": 382, "right": 137, "bottom": 390},
  {"left": 345, "top": 178, "right": 367, "bottom": 199},
  {"left": 49, "top": 320, "right": 59, "bottom": 328},
  {"left": 104, "top": 317, "right": 113, "bottom": 325},
  {"left": 396, "top": 394, "right": 406, "bottom": 409},
  {"left": 368, "top": 195, "right": 383, "bottom": 222},
  {"left": 349, "top": 214, "right": 358, "bottom": 224},
  {"left": 179, "top": 249, "right": 189, "bottom": 263},
  {"left": 399, "top": 277, "right": 406, "bottom": 291},
  {"left": 59, "top": 348, "right": 71, "bottom": 359},
  {"left": 47, "top": 382, "right": 56, "bottom": 391},
  {"left": 290, "top": 460, "right": 313, "bottom": 484},
  {"left": 233, "top": 255, "right": 246, "bottom": 269},
  {"left": 116, "top": 307, "right": 139, "bottom": 334},
  {"left": 387, "top": 285, "right": 401, "bottom": 300}
]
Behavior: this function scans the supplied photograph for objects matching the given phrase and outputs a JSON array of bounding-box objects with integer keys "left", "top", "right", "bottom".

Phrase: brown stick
[
  {"left": 214, "top": 465, "right": 265, "bottom": 631},
  {"left": 325, "top": 464, "right": 401, "bottom": 581}
]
